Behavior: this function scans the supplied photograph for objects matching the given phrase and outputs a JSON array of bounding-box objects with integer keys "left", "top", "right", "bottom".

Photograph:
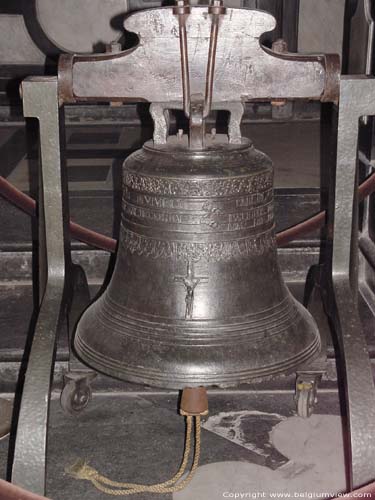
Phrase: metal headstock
[{"left": 58, "top": 2, "right": 340, "bottom": 148}]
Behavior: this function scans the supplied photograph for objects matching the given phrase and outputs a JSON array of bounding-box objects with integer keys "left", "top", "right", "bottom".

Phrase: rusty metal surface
[
  {"left": 320, "top": 54, "right": 341, "bottom": 103},
  {"left": 58, "top": 7, "right": 340, "bottom": 104}
]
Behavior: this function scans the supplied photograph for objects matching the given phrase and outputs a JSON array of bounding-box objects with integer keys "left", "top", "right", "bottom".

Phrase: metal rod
[
  {"left": 203, "top": 13, "right": 219, "bottom": 118},
  {"left": 176, "top": 4, "right": 191, "bottom": 118},
  {"left": 363, "top": 0, "right": 374, "bottom": 124},
  {"left": 365, "top": 0, "right": 374, "bottom": 76}
]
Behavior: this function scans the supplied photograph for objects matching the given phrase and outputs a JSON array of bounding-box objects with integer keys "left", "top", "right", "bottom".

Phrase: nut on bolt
[
  {"left": 271, "top": 98, "right": 287, "bottom": 107},
  {"left": 173, "top": 0, "right": 191, "bottom": 15},
  {"left": 208, "top": 0, "right": 226, "bottom": 15},
  {"left": 272, "top": 38, "right": 288, "bottom": 54}
]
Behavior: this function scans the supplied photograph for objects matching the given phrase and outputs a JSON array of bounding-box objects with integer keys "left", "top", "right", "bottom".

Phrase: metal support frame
[
  {"left": 332, "top": 75, "right": 375, "bottom": 489},
  {"left": 8, "top": 5, "right": 375, "bottom": 495},
  {"left": 294, "top": 265, "right": 330, "bottom": 418},
  {"left": 11, "top": 77, "right": 68, "bottom": 494}
]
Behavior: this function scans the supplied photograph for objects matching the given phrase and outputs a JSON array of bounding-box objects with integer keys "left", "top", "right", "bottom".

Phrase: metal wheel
[
  {"left": 296, "top": 382, "right": 316, "bottom": 418},
  {"left": 60, "top": 380, "right": 92, "bottom": 415}
]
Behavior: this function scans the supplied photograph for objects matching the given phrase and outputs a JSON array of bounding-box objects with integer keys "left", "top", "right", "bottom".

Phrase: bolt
[
  {"left": 272, "top": 38, "right": 288, "bottom": 54},
  {"left": 211, "top": 127, "right": 217, "bottom": 139},
  {"left": 271, "top": 98, "right": 287, "bottom": 107},
  {"left": 106, "top": 41, "right": 121, "bottom": 53}
]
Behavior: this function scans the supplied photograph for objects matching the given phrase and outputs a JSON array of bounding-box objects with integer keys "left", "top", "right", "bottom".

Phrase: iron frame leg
[
  {"left": 11, "top": 77, "right": 68, "bottom": 495},
  {"left": 60, "top": 264, "right": 96, "bottom": 415},
  {"left": 295, "top": 265, "right": 330, "bottom": 418},
  {"left": 332, "top": 76, "right": 375, "bottom": 489}
]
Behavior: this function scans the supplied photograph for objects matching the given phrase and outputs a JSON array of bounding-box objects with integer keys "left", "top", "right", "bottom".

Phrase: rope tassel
[{"left": 65, "top": 388, "right": 208, "bottom": 495}]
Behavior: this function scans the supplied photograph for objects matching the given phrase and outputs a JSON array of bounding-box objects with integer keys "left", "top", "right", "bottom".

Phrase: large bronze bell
[{"left": 75, "top": 133, "right": 321, "bottom": 388}]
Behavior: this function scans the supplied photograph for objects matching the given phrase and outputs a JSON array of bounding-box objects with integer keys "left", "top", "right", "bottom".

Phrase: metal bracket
[
  {"left": 11, "top": 77, "right": 68, "bottom": 495},
  {"left": 149, "top": 101, "right": 244, "bottom": 145},
  {"left": 189, "top": 95, "right": 205, "bottom": 149}
]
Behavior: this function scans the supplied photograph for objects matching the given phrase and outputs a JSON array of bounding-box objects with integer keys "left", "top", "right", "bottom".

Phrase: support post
[
  {"left": 332, "top": 76, "right": 375, "bottom": 489},
  {"left": 11, "top": 77, "right": 68, "bottom": 495}
]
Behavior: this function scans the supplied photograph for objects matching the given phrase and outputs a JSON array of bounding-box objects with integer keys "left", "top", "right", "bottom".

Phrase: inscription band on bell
[
  {"left": 121, "top": 228, "right": 275, "bottom": 261},
  {"left": 124, "top": 171, "right": 273, "bottom": 197}
]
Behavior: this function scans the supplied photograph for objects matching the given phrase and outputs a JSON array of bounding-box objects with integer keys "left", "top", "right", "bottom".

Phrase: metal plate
[{"left": 66, "top": 7, "right": 337, "bottom": 103}]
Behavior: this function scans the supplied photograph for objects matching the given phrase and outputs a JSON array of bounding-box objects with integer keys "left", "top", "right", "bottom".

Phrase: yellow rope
[{"left": 66, "top": 415, "right": 201, "bottom": 496}]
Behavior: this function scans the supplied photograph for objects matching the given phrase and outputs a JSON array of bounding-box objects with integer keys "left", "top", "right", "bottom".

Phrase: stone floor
[{"left": 0, "top": 391, "right": 346, "bottom": 500}]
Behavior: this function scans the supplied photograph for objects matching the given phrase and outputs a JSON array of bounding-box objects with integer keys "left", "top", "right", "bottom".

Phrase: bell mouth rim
[
  {"left": 74, "top": 295, "right": 321, "bottom": 390},
  {"left": 143, "top": 135, "right": 253, "bottom": 156},
  {"left": 74, "top": 331, "right": 321, "bottom": 390}
]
